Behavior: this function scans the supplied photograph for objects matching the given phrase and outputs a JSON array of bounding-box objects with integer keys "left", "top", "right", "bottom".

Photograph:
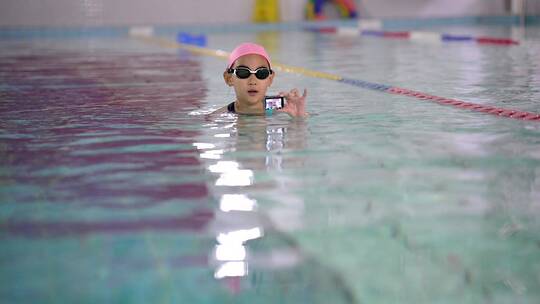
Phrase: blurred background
[{"left": 1, "top": 0, "right": 539, "bottom": 27}]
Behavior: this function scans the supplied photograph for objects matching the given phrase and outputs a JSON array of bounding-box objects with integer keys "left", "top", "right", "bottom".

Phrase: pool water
[{"left": 1, "top": 25, "right": 540, "bottom": 303}]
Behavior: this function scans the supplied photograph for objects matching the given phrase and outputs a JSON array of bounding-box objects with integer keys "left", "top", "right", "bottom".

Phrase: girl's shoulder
[{"left": 210, "top": 102, "right": 235, "bottom": 115}]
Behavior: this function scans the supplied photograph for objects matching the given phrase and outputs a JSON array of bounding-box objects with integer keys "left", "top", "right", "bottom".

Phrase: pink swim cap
[{"left": 227, "top": 42, "right": 271, "bottom": 69}]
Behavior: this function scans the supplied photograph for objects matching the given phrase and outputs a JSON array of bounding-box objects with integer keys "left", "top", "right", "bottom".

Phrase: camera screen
[{"left": 265, "top": 97, "right": 284, "bottom": 110}]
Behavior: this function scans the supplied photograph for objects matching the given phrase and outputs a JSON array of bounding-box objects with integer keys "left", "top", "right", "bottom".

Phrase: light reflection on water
[
  {"left": 191, "top": 112, "right": 355, "bottom": 302},
  {"left": 219, "top": 194, "right": 257, "bottom": 212},
  {"left": 195, "top": 114, "right": 306, "bottom": 282}
]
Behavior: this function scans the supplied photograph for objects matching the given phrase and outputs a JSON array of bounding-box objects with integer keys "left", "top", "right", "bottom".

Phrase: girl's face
[{"left": 225, "top": 54, "right": 274, "bottom": 108}]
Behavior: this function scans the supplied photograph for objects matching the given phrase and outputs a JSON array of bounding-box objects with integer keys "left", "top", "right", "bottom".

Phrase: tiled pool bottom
[{"left": 1, "top": 30, "right": 540, "bottom": 304}]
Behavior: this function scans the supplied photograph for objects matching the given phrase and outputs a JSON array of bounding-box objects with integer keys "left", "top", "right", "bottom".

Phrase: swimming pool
[{"left": 1, "top": 23, "right": 540, "bottom": 303}]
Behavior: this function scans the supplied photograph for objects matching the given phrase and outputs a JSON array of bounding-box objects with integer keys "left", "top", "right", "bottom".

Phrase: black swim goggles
[{"left": 227, "top": 67, "right": 273, "bottom": 80}]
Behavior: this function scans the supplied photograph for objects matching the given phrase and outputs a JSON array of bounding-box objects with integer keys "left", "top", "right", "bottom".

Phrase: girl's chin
[{"left": 244, "top": 96, "right": 263, "bottom": 104}]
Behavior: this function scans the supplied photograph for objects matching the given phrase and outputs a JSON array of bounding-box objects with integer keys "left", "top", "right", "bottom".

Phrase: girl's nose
[{"left": 248, "top": 74, "right": 257, "bottom": 83}]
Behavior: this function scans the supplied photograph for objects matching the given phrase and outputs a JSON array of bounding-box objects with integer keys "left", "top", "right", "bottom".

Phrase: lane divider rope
[
  {"left": 337, "top": 19, "right": 522, "bottom": 46},
  {"left": 136, "top": 36, "right": 539, "bottom": 122},
  {"left": 356, "top": 29, "right": 519, "bottom": 45}
]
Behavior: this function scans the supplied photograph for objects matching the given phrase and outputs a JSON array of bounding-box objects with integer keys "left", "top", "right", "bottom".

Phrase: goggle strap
[{"left": 227, "top": 68, "right": 273, "bottom": 74}]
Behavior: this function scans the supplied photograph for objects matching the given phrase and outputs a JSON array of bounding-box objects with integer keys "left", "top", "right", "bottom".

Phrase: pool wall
[
  {"left": 1, "top": 0, "right": 539, "bottom": 28},
  {"left": 1, "top": 16, "right": 540, "bottom": 40}
]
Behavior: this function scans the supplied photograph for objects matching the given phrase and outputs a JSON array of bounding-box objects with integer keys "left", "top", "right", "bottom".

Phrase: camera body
[{"left": 264, "top": 96, "right": 285, "bottom": 111}]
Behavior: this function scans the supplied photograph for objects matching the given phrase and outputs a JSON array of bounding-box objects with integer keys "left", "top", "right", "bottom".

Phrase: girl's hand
[{"left": 277, "top": 88, "right": 308, "bottom": 118}]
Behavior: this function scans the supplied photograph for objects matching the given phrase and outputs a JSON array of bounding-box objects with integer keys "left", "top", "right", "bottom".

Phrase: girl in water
[{"left": 212, "top": 42, "right": 308, "bottom": 118}]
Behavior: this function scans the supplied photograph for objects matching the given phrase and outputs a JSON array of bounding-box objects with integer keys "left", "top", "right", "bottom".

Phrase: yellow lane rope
[{"left": 136, "top": 36, "right": 342, "bottom": 81}]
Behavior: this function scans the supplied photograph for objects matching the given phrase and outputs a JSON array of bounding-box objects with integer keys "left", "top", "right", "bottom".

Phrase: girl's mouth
[{"left": 247, "top": 90, "right": 258, "bottom": 96}]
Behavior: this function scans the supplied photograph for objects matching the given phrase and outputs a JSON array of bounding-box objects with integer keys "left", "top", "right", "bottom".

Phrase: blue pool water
[{"left": 1, "top": 24, "right": 540, "bottom": 303}]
